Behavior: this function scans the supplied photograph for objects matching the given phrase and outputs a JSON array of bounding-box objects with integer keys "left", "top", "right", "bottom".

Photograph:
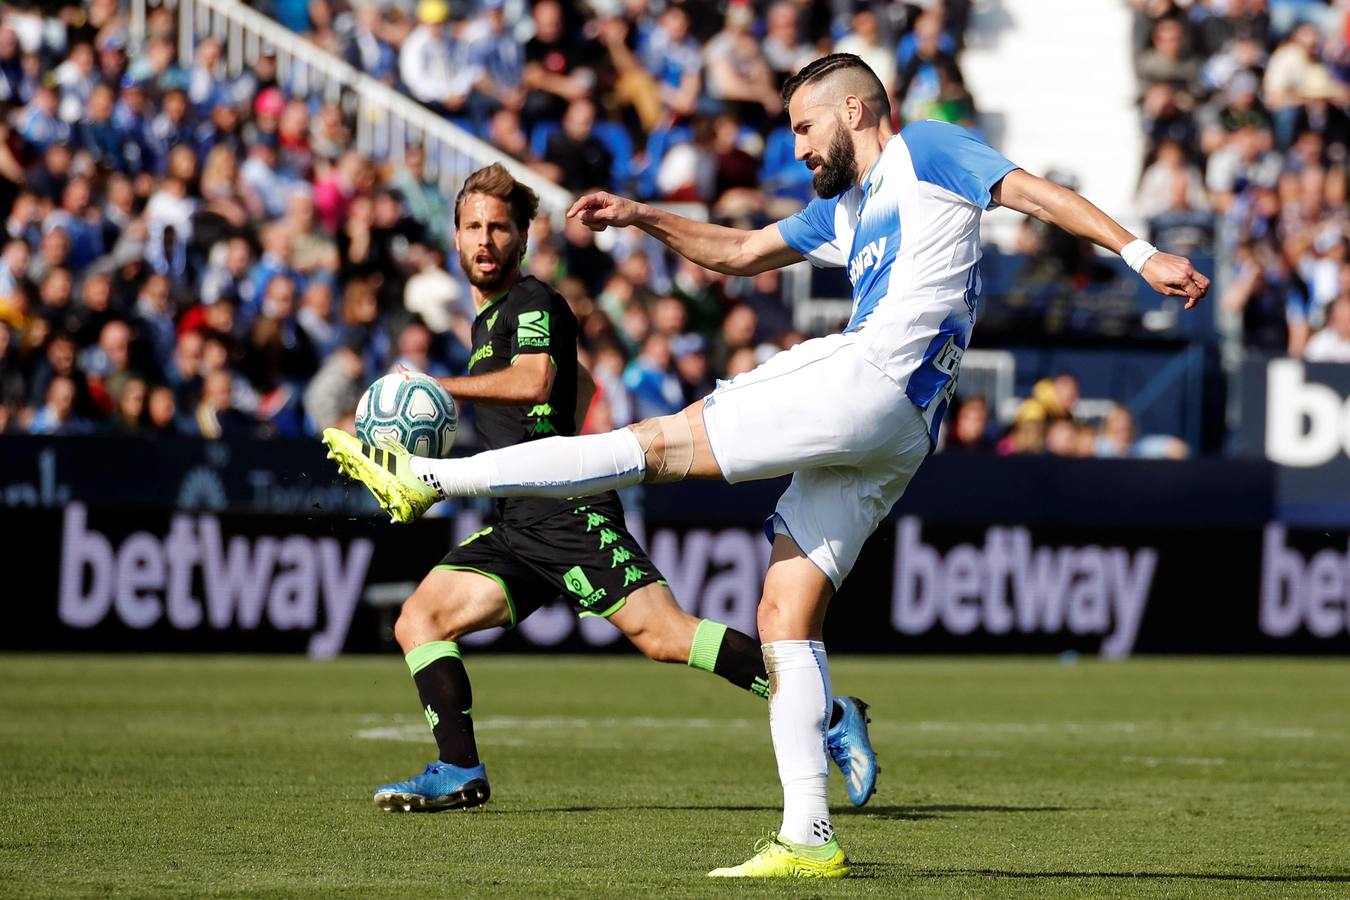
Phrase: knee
[
  {"left": 393, "top": 595, "right": 459, "bottom": 651},
  {"left": 757, "top": 597, "right": 801, "bottom": 643}
]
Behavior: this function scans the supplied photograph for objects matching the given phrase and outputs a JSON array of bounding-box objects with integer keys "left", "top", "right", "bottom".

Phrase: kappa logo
[{"left": 848, "top": 237, "right": 887, "bottom": 285}]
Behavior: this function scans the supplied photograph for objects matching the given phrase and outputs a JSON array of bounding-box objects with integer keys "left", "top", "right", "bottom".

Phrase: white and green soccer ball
[{"left": 355, "top": 369, "right": 458, "bottom": 458}]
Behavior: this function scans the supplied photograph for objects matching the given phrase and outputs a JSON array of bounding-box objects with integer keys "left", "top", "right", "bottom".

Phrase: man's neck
[
  {"left": 853, "top": 126, "right": 895, "bottom": 189},
  {"left": 471, "top": 270, "right": 521, "bottom": 311}
]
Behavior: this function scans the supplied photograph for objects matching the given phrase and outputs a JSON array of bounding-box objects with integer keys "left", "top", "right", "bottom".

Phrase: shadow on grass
[
  {"left": 496, "top": 803, "right": 1076, "bottom": 820},
  {"left": 840, "top": 803, "right": 1075, "bottom": 821},
  {"left": 894, "top": 867, "right": 1350, "bottom": 884},
  {"left": 493, "top": 804, "right": 780, "bottom": 814}
]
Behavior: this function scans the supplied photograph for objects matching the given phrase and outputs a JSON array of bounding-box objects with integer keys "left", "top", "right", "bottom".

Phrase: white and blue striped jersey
[{"left": 777, "top": 120, "right": 1018, "bottom": 440}]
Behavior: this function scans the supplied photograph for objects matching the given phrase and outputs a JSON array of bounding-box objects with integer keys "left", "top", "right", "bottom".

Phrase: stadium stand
[{"left": 0, "top": 0, "right": 1345, "bottom": 462}]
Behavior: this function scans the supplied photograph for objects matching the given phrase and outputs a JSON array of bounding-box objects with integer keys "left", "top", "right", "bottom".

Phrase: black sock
[
  {"left": 405, "top": 641, "right": 479, "bottom": 767},
  {"left": 688, "top": 620, "right": 770, "bottom": 699}
]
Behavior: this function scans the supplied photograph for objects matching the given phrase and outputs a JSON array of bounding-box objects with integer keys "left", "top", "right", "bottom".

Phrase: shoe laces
[{"left": 752, "top": 834, "right": 790, "bottom": 858}]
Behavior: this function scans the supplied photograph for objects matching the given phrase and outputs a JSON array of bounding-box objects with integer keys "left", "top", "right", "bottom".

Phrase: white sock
[
  {"left": 409, "top": 428, "right": 646, "bottom": 499},
  {"left": 763, "top": 639, "right": 833, "bottom": 847}
]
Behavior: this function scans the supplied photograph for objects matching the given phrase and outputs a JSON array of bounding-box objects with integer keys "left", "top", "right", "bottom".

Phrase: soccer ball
[{"left": 355, "top": 369, "right": 458, "bottom": 458}]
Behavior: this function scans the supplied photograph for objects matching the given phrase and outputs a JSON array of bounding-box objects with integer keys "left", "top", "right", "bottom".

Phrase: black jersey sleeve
[{"left": 510, "top": 289, "right": 556, "bottom": 361}]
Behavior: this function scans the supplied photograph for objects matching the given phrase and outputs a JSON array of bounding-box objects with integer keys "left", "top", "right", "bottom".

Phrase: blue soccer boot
[
  {"left": 827, "top": 697, "right": 877, "bottom": 806},
  {"left": 373, "top": 761, "right": 490, "bottom": 812}
]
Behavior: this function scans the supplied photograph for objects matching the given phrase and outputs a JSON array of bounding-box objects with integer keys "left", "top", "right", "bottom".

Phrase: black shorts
[{"left": 434, "top": 495, "right": 664, "bottom": 627}]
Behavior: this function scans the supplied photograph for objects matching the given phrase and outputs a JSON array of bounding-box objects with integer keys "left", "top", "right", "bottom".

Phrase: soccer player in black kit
[{"left": 336, "top": 164, "right": 875, "bottom": 813}]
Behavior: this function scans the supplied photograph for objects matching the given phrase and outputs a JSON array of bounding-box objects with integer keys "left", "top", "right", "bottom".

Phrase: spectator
[
  {"left": 623, "top": 331, "right": 684, "bottom": 419},
  {"left": 836, "top": 9, "right": 897, "bottom": 96},
  {"left": 392, "top": 144, "right": 450, "bottom": 250},
  {"left": 389, "top": 319, "right": 450, "bottom": 377},
  {"left": 897, "top": 7, "right": 960, "bottom": 123},
  {"left": 196, "top": 367, "right": 258, "bottom": 439},
  {"left": 523, "top": 0, "right": 589, "bottom": 125},
  {"left": 343, "top": 2, "right": 398, "bottom": 85},
  {"left": 109, "top": 376, "right": 148, "bottom": 434},
  {"left": 146, "top": 383, "right": 188, "bottom": 435},
  {"left": 1305, "top": 296, "right": 1350, "bottom": 362},
  {"left": 704, "top": 4, "right": 782, "bottom": 128},
  {"left": 1264, "top": 22, "right": 1323, "bottom": 147},
  {"left": 761, "top": 2, "right": 813, "bottom": 83},
  {"left": 943, "top": 395, "right": 995, "bottom": 454},
  {"left": 463, "top": 0, "right": 525, "bottom": 124},
  {"left": 1015, "top": 373, "right": 1079, "bottom": 425},
  {"left": 641, "top": 6, "right": 702, "bottom": 120},
  {"left": 671, "top": 333, "right": 711, "bottom": 402},
  {"left": 399, "top": 0, "right": 472, "bottom": 117},
  {"left": 543, "top": 99, "right": 613, "bottom": 194},
  {"left": 1136, "top": 16, "right": 1202, "bottom": 99},
  {"left": 404, "top": 244, "right": 464, "bottom": 338},
  {"left": 1221, "top": 241, "right": 1303, "bottom": 354},
  {"left": 28, "top": 373, "right": 91, "bottom": 435},
  {"left": 304, "top": 337, "right": 366, "bottom": 431},
  {"left": 710, "top": 303, "right": 758, "bottom": 375}
]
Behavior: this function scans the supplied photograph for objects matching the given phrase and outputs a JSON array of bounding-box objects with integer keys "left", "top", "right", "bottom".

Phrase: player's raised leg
[
  {"left": 321, "top": 404, "right": 716, "bottom": 523},
  {"left": 710, "top": 533, "right": 850, "bottom": 878},
  {"left": 372, "top": 567, "right": 509, "bottom": 812}
]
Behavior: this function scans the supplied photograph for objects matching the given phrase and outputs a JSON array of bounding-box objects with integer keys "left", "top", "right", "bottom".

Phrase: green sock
[{"left": 687, "top": 620, "right": 770, "bottom": 699}]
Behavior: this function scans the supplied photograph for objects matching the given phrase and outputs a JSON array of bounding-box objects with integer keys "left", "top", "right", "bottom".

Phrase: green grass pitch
[{"left": 1, "top": 655, "right": 1347, "bottom": 897}]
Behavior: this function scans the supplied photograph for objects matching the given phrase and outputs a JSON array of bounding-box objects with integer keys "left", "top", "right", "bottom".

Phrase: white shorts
[{"left": 701, "top": 333, "right": 932, "bottom": 588}]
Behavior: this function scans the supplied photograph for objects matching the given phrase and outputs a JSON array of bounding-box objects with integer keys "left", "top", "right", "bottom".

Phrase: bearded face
[
  {"left": 455, "top": 193, "right": 525, "bottom": 292},
  {"left": 458, "top": 230, "right": 522, "bottom": 291},
  {"left": 807, "top": 116, "right": 858, "bottom": 199}
]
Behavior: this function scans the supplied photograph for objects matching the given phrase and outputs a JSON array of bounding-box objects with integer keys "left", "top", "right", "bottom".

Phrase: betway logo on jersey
[
  {"left": 1260, "top": 525, "right": 1350, "bottom": 638},
  {"left": 1265, "top": 360, "right": 1350, "bottom": 467},
  {"left": 848, "top": 237, "right": 887, "bottom": 284},
  {"left": 57, "top": 504, "right": 373, "bottom": 657},
  {"left": 891, "top": 518, "right": 1157, "bottom": 657}
]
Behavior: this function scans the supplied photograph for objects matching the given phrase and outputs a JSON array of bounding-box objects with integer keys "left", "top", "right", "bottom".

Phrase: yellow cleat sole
[{"left": 321, "top": 428, "right": 434, "bottom": 524}]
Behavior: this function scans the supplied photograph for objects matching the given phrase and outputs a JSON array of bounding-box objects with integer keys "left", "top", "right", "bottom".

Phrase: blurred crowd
[
  {"left": 1131, "top": 0, "right": 1350, "bottom": 360},
  {"left": 0, "top": 0, "right": 982, "bottom": 440},
  {"left": 942, "top": 372, "right": 1190, "bottom": 460}
]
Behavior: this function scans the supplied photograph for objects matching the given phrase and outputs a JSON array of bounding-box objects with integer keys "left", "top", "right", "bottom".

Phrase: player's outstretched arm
[
  {"left": 440, "top": 354, "right": 555, "bottom": 406},
  {"left": 568, "top": 191, "right": 803, "bottom": 276},
  {"left": 991, "top": 170, "right": 1210, "bottom": 309}
]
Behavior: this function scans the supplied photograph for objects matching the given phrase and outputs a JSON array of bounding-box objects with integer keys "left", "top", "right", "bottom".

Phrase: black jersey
[{"left": 467, "top": 276, "right": 602, "bottom": 524}]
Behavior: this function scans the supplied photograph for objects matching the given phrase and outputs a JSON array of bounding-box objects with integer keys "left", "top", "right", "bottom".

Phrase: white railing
[{"left": 128, "top": 0, "right": 574, "bottom": 223}]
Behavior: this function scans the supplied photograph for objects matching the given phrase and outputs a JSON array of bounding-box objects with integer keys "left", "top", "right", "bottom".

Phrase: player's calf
[{"left": 612, "top": 586, "right": 770, "bottom": 699}]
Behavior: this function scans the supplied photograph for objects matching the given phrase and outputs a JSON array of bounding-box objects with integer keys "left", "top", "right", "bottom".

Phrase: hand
[
  {"left": 567, "top": 191, "right": 644, "bottom": 232},
  {"left": 1141, "top": 251, "right": 1210, "bottom": 309}
]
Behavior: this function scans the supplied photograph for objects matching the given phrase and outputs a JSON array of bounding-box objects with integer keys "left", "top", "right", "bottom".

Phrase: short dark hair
[
  {"left": 781, "top": 53, "right": 891, "bottom": 121},
  {"left": 454, "top": 163, "right": 540, "bottom": 234}
]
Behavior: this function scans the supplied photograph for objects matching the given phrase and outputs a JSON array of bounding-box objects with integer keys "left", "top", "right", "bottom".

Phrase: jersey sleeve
[
  {"left": 903, "top": 120, "right": 1019, "bottom": 210},
  {"left": 776, "top": 195, "right": 847, "bottom": 268},
  {"left": 510, "top": 291, "right": 556, "bottom": 360}
]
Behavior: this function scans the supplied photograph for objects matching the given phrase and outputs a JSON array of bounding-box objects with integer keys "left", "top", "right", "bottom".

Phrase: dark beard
[
  {"left": 458, "top": 241, "right": 521, "bottom": 291},
  {"left": 811, "top": 125, "right": 858, "bottom": 199}
]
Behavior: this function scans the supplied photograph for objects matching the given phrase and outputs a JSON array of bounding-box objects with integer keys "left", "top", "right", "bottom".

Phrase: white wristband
[{"left": 1121, "top": 239, "right": 1159, "bottom": 275}]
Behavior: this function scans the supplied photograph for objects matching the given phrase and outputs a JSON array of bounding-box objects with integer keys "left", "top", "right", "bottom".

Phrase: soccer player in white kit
[{"left": 324, "top": 54, "right": 1210, "bottom": 877}]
